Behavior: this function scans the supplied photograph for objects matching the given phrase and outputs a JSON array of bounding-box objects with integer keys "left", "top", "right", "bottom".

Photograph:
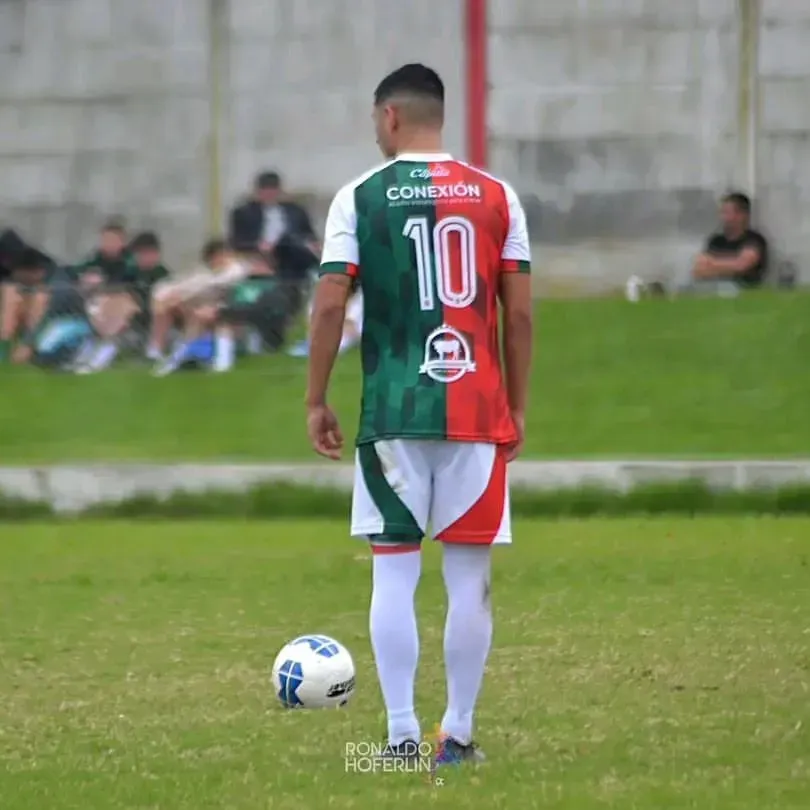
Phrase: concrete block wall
[
  {"left": 223, "top": 0, "right": 466, "bottom": 236},
  {"left": 0, "top": 0, "right": 807, "bottom": 289},
  {"left": 0, "top": 0, "right": 214, "bottom": 267},
  {"left": 757, "top": 0, "right": 810, "bottom": 278},
  {"left": 0, "top": 0, "right": 465, "bottom": 270},
  {"left": 488, "top": 0, "right": 742, "bottom": 292}
]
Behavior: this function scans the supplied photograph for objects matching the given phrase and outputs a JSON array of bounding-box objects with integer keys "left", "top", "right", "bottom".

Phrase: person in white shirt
[
  {"left": 147, "top": 239, "right": 249, "bottom": 371},
  {"left": 146, "top": 239, "right": 248, "bottom": 360}
]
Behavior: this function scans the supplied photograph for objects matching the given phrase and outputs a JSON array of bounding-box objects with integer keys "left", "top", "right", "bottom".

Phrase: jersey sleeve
[
  {"left": 319, "top": 184, "right": 359, "bottom": 278},
  {"left": 501, "top": 183, "right": 532, "bottom": 274}
]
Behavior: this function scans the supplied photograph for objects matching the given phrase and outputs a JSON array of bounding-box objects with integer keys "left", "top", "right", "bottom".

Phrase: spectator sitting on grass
[
  {"left": 287, "top": 283, "right": 363, "bottom": 358},
  {"left": 0, "top": 245, "right": 54, "bottom": 364},
  {"left": 687, "top": 192, "right": 769, "bottom": 295},
  {"left": 150, "top": 239, "right": 250, "bottom": 375},
  {"left": 67, "top": 219, "right": 143, "bottom": 372},
  {"left": 157, "top": 252, "right": 289, "bottom": 375},
  {"left": 69, "top": 231, "right": 172, "bottom": 373},
  {"left": 71, "top": 218, "right": 131, "bottom": 286},
  {"left": 127, "top": 231, "right": 171, "bottom": 343},
  {"left": 229, "top": 171, "right": 320, "bottom": 320}
]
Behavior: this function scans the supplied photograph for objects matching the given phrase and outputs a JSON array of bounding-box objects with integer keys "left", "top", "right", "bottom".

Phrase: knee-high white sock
[
  {"left": 89, "top": 340, "right": 118, "bottom": 370},
  {"left": 441, "top": 544, "right": 493, "bottom": 745},
  {"left": 369, "top": 548, "right": 421, "bottom": 746},
  {"left": 213, "top": 330, "right": 236, "bottom": 371}
]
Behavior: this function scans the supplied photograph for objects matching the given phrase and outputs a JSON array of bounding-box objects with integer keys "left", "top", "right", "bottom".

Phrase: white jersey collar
[{"left": 395, "top": 152, "right": 453, "bottom": 162}]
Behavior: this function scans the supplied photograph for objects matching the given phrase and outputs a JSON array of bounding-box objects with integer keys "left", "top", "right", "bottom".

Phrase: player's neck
[{"left": 395, "top": 133, "right": 445, "bottom": 157}]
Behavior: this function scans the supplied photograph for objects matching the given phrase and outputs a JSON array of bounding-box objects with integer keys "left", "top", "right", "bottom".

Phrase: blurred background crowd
[
  {"left": 0, "top": 0, "right": 807, "bottom": 375},
  {"left": 0, "top": 169, "right": 364, "bottom": 374},
  {"left": 0, "top": 171, "right": 786, "bottom": 375}
]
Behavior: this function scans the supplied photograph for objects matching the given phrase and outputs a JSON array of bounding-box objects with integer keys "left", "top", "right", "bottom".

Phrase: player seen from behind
[{"left": 306, "top": 64, "right": 533, "bottom": 766}]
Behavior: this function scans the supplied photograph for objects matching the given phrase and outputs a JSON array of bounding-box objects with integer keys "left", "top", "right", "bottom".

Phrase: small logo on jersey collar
[
  {"left": 410, "top": 166, "right": 450, "bottom": 179},
  {"left": 419, "top": 325, "right": 476, "bottom": 384}
]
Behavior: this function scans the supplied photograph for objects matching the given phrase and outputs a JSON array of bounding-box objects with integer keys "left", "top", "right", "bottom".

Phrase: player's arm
[
  {"left": 306, "top": 186, "right": 358, "bottom": 410},
  {"left": 498, "top": 185, "right": 533, "bottom": 455}
]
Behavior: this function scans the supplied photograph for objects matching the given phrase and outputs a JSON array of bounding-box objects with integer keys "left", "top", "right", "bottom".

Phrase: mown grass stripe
[{"left": 4, "top": 480, "right": 810, "bottom": 522}]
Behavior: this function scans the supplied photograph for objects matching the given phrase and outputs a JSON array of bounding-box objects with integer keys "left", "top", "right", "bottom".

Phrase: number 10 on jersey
[{"left": 403, "top": 215, "right": 477, "bottom": 312}]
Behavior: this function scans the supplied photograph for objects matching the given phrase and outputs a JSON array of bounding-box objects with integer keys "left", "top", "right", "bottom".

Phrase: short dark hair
[
  {"left": 129, "top": 231, "right": 161, "bottom": 252},
  {"left": 14, "top": 247, "right": 47, "bottom": 271},
  {"left": 374, "top": 63, "right": 445, "bottom": 109},
  {"left": 101, "top": 217, "right": 126, "bottom": 235},
  {"left": 201, "top": 238, "right": 228, "bottom": 264},
  {"left": 255, "top": 171, "right": 281, "bottom": 190},
  {"left": 723, "top": 192, "right": 751, "bottom": 215}
]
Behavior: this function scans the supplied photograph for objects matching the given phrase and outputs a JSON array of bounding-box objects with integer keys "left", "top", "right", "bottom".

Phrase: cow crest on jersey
[{"left": 419, "top": 325, "right": 476, "bottom": 383}]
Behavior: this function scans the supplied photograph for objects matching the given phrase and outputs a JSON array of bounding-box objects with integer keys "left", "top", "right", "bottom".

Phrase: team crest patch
[{"left": 419, "top": 324, "right": 476, "bottom": 383}]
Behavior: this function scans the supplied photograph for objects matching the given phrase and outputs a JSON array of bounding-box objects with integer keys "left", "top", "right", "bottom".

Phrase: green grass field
[
  {"left": 1, "top": 518, "right": 808, "bottom": 809},
  {"left": 2, "top": 293, "right": 810, "bottom": 462}
]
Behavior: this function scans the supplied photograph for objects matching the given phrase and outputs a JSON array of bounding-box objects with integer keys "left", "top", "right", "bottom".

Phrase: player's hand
[
  {"left": 307, "top": 404, "right": 344, "bottom": 460},
  {"left": 505, "top": 410, "right": 525, "bottom": 463}
]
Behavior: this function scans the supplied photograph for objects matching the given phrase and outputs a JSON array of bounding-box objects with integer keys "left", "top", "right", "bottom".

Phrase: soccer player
[{"left": 306, "top": 64, "right": 533, "bottom": 765}]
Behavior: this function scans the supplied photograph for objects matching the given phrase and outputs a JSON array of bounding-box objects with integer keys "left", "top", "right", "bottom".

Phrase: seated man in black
[{"left": 690, "top": 192, "right": 768, "bottom": 293}]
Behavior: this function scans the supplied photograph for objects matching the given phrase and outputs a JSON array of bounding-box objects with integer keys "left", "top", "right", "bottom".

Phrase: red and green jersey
[{"left": 320, "top": 152, "right": 532, "bottom": 446}]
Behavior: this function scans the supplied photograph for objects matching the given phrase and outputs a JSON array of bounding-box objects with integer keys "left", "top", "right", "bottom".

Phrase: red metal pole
[{"left": 465, "top": 0, "right": 488, "bottom": 167}]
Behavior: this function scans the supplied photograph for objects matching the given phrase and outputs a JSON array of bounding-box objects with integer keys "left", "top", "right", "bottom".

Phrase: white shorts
[
  {"left": 345, "top": 291, "right": 363, "bottom": 331},
  {"left": 350, "top": 439, "right": 511, "bottom": 546},
  {"left": 308, "top": 291, "right": 363, "bottom": 333}
]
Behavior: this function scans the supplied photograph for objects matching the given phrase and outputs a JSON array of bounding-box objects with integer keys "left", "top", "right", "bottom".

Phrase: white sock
[
  {"left": 161, "top": 340, "right": 191, "bottom": 371},
  {"left": 440, "top": 544, "right": 493, "bottom": 745},
  {"left": 369, "top": 549, "right": 421, "bottom": 746},
  {"left": 338, "top": 332, "right": 359, "bottom": 354},
  {"left": 90, "top": 340, "right": 118, "bottom": 370},
  {"left": 146, "top": 344, "right": 163, "bottom": 361},
  {"left": 73, "top": 338, "right": 97, "bottom": 366},
  {"left": 213, "top": 332, "right": 235, "bottom": 371},
  {"left": 246, "top": 329, "right": 263, "bottom": 355}
]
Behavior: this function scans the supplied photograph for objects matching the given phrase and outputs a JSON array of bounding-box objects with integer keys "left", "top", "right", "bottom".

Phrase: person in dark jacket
[
  {"left": 228, "top": 171, "right": 317, "bottom": 257},
  {"left": 228, "top": 171, "right": 320, "bottom": 316}
]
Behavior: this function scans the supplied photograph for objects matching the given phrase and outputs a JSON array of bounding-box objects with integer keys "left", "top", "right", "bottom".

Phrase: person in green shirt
[
  {"left": 127, "top": 231, "right": 171, "bottom": 334},
  {"left": 70, "top": 219, "right": 133, "bottom": 287},
  {"left": 152, "top": 251, "right": 287, "bottom": 376},
  {"left": 67, "top": 219, "right": 135, "bottom": 370},
  {"left": 71, "top": 228, "right": 171, "bottom": 373},
  {"left": 222, "top": 251, "right": 293, "bottom": 354}
]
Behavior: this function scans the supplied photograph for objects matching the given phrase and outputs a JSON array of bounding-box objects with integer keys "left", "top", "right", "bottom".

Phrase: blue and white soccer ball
[{"left": 271, "top": 635, "right": 356, "bottom": 709}]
